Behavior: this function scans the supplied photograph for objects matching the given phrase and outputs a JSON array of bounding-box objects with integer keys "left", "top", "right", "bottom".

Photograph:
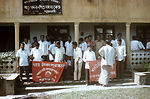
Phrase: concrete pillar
[
  {"left": 14, "top": 22, "right": 20, "bottom": 53},
  {"left": 74, "top": 22, "right": 79, "bottom": 44},
  {"left": 126, "top": 22, "right": 131, "bottom": 69}
]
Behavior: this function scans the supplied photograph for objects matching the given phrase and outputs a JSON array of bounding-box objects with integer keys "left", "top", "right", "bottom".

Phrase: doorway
[
  {"left": 47, "top": 25, "right": 70, "bottom": 43},
  {"left": 0, "top": 26, "right": 15, "bottom": 52},
  {"left": 94, "top": 25, "right": 115, "bottom": 40}
]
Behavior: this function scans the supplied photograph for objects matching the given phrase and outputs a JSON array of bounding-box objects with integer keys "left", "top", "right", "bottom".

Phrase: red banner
[
  {"left": 32, "top": 61, "right": 66, "bottom": 82},
  {"left": 89, "top": 60, "right": 116, "bottom": 82}
]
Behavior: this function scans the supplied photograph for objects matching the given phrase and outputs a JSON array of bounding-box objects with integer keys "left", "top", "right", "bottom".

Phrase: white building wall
[
  {"left": 30, "top": 24, "right": 47, "bottom": 42},
  {"left": 29, "top": 23, "right": 137, "bottom": 43}
]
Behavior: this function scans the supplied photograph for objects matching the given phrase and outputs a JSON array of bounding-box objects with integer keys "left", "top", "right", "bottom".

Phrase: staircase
[{"left": 16, "top": 70, "right": 134, "bottom": 94}]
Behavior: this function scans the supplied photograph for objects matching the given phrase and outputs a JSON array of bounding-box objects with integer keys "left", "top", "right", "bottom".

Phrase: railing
[
  {"left": 0, "top": 51, "right": 16, "bottom": 73},
  {"left": 130, "top": 50, "right": 150, "bottom": 70}
]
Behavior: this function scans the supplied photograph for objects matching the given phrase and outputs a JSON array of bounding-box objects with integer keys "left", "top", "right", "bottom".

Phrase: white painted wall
[
  {"left": 30, "top": 24, "right": 47, "bottom": 42},
  {"left": 29, "top": 23, "right": 137, "bottom": 44}
]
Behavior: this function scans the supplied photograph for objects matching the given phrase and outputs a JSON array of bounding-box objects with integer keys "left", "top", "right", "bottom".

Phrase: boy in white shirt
[
  {"left": 16, "top": 43, "right": 30, "bottom": 82},
  {"left": 83, "top": 45, "right": 96, "bottom": 85},
  {"left": 115, "top": 39, "right": 126, "bottom": 79},
  {"left": 72, "top": 41, "right": 83, "bottom": 81}
]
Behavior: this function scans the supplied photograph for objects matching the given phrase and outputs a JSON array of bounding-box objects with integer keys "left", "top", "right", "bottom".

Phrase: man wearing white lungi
[
  {"left": 98, "top": 40, "right": 115, "bottom": 87},
  {"left": 72, "top": 41, "right": 82, "bottom": 81}
]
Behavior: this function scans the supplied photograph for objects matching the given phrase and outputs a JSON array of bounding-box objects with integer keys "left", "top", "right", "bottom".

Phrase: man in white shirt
[
  {"left": 94, "top": 35, "right": 105, "bottom": 59},
  {"left": 46, "top": 35, "right": 51, "bottom": 48},
  {"left": 16, "top": 43, "right": 30, "bottom": 82},
  {"left": 146, "top": 41, "right": 150, "bottom": 50},
  {"left": 130, "top": 36, "right": 144, "bottom": 51},
  {"left": 115, "top": 33, "right": 126, "bottom": 47},
  {"left": 115, "top": 39, "right": 126, "bottom": 79},
  {"left": 58, "top": 36, "right": 64, "bottom": 47},
  {"left": 83, "top": 45, "right": 96, "bottom": 85},
  {"left": 54, "top": 41, "right": 65, "bottom": 62},
  {"left": 65, "top": 36, "right": 73, "bottom": 60},
  {"left": 23, "top": 38, "right": 31, "bottom": 54},
  {"left": 79, "top": 38, "right": 84, "bottom": 51},
  {"left": 98, "top": 40, "right": 115, "bottom": 87},
  {"left": 30, "top": 43, "right": 43, "bottom": 61},
  {"left": 38, "top": 35, "right": 49, "bottom": 61},
  {"left": 72, "top": 41, "right": 83, "bottom": 81},
  {"left": 108, "top": 35, "right": 116, "bottom": 48},
  {"left": 48, "top": 40, "right": 56, "bottom": 62},
  {"left": 82, "top": 36, "right": 89, "bottom": 52}
]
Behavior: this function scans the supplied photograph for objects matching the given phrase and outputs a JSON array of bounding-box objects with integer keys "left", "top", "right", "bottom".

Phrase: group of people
[{"left": 16, "top": 33, "right": 150, "bottom": 86}]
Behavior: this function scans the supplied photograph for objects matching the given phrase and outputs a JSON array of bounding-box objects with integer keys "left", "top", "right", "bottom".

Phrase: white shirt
[
  {"left": 115, "top": 39, "right": 126, "bottom": 47},
  {"left": 38, "top": 40, "right": 49, "bottom": 55},
  {"left": 16, "top": 49, "right": 29, "bottom": 66},
  {"left": 83, "top": 50, "right": 96, "bottom": 69},
  {"left": 54, "top": 47, "right": 65, "bottom": 62},
  {"left": 79, "top": 43, "right": 84, "bottom": 51},
  {"left": 46, "top": 41, "right": 51, "bottom": 48},
  {"left": 82, "top": 42, "right": 89, "bottom": 52},
  {"left": 111, "top": 40, "right": 116, "bottom": 48},
  {"left": 23, "top": 42, "right": 31, "bottom": 54},
  {"left": 73, "top": 47, "right": 82, "bottom": 63},
  {"left": 48, "top": 44, "right": 56, "bottom": 60},
  {"left": 139, "top": 41, "right": 145, "bottom": 49},
  {"left": 130, "top": 40, "right": 143, "bottom": 51},
  {"left": 30, "top": 48, "right": 43, "bottom": 61},
  {"left": 146, "top": 41, "right": 150, "bottom": 49},
  {"left": 115, "top": 45, "right": 126, "bottom": 61},
  {"left": 65, "top": 41, "right": 73, "bottom": 56},
  {"left": 60, "top": 40, "right": 64, "bottom": 47},
  {"left": 99, "top": 45, "right": 115, "bottom": 67}
]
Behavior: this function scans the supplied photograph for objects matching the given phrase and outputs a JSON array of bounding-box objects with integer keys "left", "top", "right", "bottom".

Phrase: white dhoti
[
  {"left": 74, "top": 62, "right": 82, "bottom": 80},
  {"left": 98, "top": 65, "right": 111, "bottom": 85}
]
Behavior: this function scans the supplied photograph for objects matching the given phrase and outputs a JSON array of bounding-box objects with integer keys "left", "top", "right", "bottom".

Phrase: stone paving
[{"left": 0, "top": 82, "right": 150, "bottom": 99}]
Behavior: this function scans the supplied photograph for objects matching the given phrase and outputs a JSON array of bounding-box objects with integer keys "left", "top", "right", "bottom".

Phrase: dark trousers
[
  {"left": 20, "top": 66, "right": 29, "bottom": 82},
  {"left": 116, "top": 61, "right": 124, "bottom": 79},
  {"left": 85, "top": 69, "right": 89, "bottom": 84}
]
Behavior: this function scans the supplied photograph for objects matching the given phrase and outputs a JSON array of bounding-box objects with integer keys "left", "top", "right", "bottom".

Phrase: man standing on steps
[
  {"left": 23, "top": 38, "right": 31, "bottom": 54},
  {"left": 94, "top": 34, "right": 105, "bottom": 59},
  {"left": 115, "top": 39, "right": 126, "bottom": 79},
  {"left": 98, "top": 40, "right": 115, "bottom": 87},
  {"left": 16, "top": 43, "right": 30, "bottom": 83},
  {"left": 65, "top": 36, "right": 73, "bottom": 73},
  {"left": 72, "top": 41, "right": 83, "bottom": 81},
  {"left": 83, "top": 45, "right": 96, "bottom": 85},
  {"left": 38, "top": 35, "right": 49, "bottom": 61}
]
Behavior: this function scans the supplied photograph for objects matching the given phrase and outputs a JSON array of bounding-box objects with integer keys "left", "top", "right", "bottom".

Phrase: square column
[
  {"left": 14, "top": 22, "right": 20, "bottom": 53},
  {"left": 126, "top": 22, "right": 131, "bottom": 69},
  {"left": 74, "top": 22, "right": 79, "bottom": 44}
]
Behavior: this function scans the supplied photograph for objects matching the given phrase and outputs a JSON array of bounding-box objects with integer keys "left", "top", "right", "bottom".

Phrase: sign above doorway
[{"left": 23, "top": 0, "right": 62, "bottom": 15}]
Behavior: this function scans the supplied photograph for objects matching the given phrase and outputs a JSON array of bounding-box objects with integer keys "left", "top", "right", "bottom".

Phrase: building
[{"left": 0, "top": 0, "right": 150, "bottom": 69}]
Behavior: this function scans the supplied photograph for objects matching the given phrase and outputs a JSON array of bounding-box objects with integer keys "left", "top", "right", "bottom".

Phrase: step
[
  {"left": 17, "top": 85, "right": 86, "bottom": 94},
  {"left": 23, "top": 80, "right": 86, "bottom": 87}
]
